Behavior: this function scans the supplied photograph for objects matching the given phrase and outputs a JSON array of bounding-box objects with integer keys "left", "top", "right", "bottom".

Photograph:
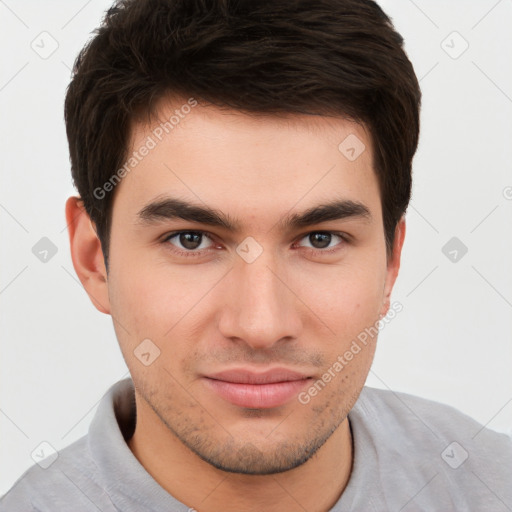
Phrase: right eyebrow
[{"left": 136, "top": 196, "right": 241, "bottom": 231}]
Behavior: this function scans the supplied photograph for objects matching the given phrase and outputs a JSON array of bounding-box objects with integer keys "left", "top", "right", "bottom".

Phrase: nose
[{"left": 217, "top": 251, "right": 303, "bottom": 350}]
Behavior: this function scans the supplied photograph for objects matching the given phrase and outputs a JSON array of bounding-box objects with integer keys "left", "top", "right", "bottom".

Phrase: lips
[{"left": 202, "top": 368, "right": 312, "bottom": 409}]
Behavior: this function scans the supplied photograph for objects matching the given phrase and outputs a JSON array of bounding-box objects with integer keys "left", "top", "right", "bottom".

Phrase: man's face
[{"left": 104, "top": 99, "right": 400, "bottom": 474}]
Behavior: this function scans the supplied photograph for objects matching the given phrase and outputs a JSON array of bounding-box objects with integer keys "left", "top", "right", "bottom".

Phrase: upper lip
[{"left": 204, "top": 368, "right": 311, "bottom": 384}]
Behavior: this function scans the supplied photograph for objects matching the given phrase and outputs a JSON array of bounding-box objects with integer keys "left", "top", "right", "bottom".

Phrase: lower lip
[{"left": 204, "top": 378, "right": 311, "bottom": 409}]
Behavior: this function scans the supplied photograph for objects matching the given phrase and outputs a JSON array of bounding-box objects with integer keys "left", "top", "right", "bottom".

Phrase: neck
[{"left": 128, "top": 392, "right": 353, "bottom": 512}]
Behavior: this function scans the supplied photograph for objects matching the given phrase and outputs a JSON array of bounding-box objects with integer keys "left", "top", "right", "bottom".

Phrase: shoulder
[
  {"left": 356, "top": 386, "right": 512, "bottom": 448},
  {"left": 0, "top": 436, "right": 114, "bottom": 512},
  {"left": 1, "top": 379, "right": 135, "bottom": 512},
  {"left": 348, "top": 386, "right": 512, "bottom": 509}
]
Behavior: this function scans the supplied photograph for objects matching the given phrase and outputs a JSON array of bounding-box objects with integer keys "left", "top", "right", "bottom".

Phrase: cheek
[
  {"left": 107, "top": 262, "right": 202, "bottom": 382},
  {"left": 107, "top": 249, "right": 222, "bottom": 350},
  {"left": 292, "top": 257, "right": 387, "bottom": 339}
]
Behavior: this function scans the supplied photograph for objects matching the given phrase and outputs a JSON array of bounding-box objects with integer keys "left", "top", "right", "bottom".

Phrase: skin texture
[{"left": 66, "top": 98, "right": 405, "bottom": 512}]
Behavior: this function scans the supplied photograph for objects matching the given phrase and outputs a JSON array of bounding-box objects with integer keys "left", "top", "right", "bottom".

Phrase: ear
[
  {"left": 379, "top": 217, "right": 406, "bottom": 318},
  {"left": 65, "top": 196, "right": 110, "bottom": 314}
]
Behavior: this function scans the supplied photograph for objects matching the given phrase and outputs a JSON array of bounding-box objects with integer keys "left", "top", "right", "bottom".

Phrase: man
[{"left": 2, "top": 0, "right": 510, "bottom": 510}]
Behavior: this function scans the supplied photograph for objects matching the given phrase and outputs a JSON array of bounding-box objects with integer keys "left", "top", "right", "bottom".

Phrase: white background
[{"left": 1, "top": 0, "right": 511, "bottom": 495}]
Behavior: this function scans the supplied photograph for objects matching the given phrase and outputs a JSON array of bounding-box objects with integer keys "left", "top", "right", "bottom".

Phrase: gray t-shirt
[{"left": 2, "top": 378, "right": 511, "bottom": 511}]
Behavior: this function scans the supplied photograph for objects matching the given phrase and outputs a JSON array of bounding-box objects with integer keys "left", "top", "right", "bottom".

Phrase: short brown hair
[{"left": 64, "top": 0, "right": 421, "bottom": 269}]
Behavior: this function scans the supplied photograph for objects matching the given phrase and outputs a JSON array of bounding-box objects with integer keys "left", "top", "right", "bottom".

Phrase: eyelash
[{"left": 161, "top": 230, "right": 349, "bottom": 258}]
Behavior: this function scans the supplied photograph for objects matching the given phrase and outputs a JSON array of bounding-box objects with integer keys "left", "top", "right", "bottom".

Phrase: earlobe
[
  {"left": 379, "top": 217, "right": 406, "bottom": 318},
  {"left": 65, "top": 196, "right": 111, "bottom": 315}
]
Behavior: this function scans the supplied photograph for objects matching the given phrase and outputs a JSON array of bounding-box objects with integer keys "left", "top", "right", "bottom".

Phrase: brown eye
[
  {"left": 309, "top": 232, "right": 331, "bottom": 249},
  {"left": 164, "top": 231, "right": 214, "bottom": 252},
  {"left": 297, "top": 231, "right": 345, "bottom": 251},
  {"left": 178, "top": 232, "right": 202, "bottom": 250}
]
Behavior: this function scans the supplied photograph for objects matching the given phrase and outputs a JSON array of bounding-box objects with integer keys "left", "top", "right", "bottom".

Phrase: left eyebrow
[
  {"left": 277, "top": 199, "right": 372, "bottom": 232},
  {"left": 135, "top": 196, "right": 372, "bottom": 232}
]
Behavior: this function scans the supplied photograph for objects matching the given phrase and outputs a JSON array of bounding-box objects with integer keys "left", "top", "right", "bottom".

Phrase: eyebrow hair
[
  {"left": 277, "top": 199, "right": 371, "bottom": 231},
  {"left": 137, "top": 197, "right": 240, "bottom": 231},
  {"left": 136, "top": 196, "right": 372, "bottom": 232}
]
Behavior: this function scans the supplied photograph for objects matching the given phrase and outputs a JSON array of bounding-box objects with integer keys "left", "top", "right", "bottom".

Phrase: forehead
[{"left": 112, "top": 99, "right": 380, "bottom": 229}]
